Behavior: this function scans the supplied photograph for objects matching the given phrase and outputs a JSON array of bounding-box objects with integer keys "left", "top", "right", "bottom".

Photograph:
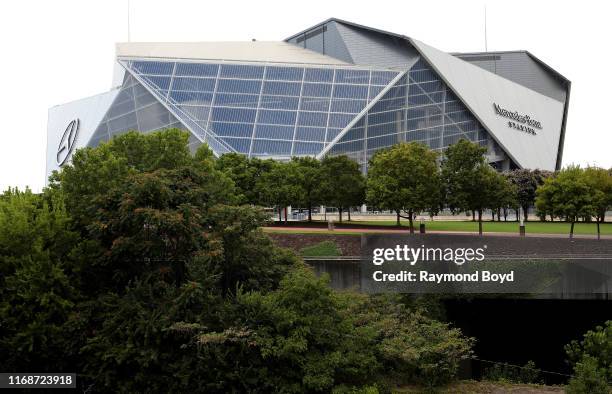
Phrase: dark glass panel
[
  {"left": 255, "top": 124, "right": 294, "bottom": 140},
  {"left": 262, "top": 81, "right": 301, "bottom": 96},
  {"left": 175, "top": 63, "right": 219, "bottom": 77},
  {"left": 258, "top": 110, "right": 297, "bottom": 125},
  {"left": 300, "top": 97, "right": 329, "bottom": 112},
  {"left": 210, "top": 122, "right": 254, "bottom": 138},
  {"left": 335, "top": 69, "right": 369, "bottom": 84},
  {"left": 223, "top": 137, "right": 252, "bottom": 153},
  {"left": 265, "top": 66, "right": 303, "bottom": 81},
  {"left": 214, "top": 93, "right": 259, "bottom": 108},
  {"left": 302, "top": 83, "right": 332, "bottom": 98},
  {"left": 328, "top": 113, "right": 356, "bottom": 128},
  {"left": 252, "top": 139, "right": 292, "bottom": 155},
  {"left": 169, "top": 91, "right": 213, "bottom": 105},
  {"left": 332, "top": 84, "right": 368, "bottom": 99},
  {"left": 260, "top": 95, "right": 299, "bottom": 110},
  {"left": 330, "top": 99, "right": 367, "bottom": 114},
  {"left": 295, "top": 127, "right": 326, "bottom": 142},
  {"left": 217, "top": 79, "right": 262, "bottom": 94},
  {"left": 304, "top": 68, "right": 334, "bottom": 82},
  {"left": 220, "top": 64, "right": 265, "bottom": 79},
  {"left": 298, "top": 111, "right": 328, "bottom": 127},
  {"left": 211, "top": 107, "right": 257, "bottom": 123},
  {"left": 293, "top": 142, "right": 324, "bottom": 155},
  {"left": 172, "top": 77, "right": 216, "bottom": 92},
  {"left": 371, "top": 71, "right": 398, "bottom": 85},
  {"left": 132, "top": 61, "right": 173, "bottom": 75}
]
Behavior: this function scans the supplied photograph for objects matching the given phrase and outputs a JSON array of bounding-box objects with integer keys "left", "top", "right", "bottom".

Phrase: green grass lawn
[
  {"left": 359, "top": 220, "right": 612, "bottom": 235},
  {"left": 264, "top": 220, "right": 611, "bottom": 235},
  {"left": 299, "top": 241, "right": 342, "bottom": 257}
]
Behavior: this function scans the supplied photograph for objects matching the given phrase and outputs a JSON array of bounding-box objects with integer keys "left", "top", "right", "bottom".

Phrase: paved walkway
[{"left": 264, "top": 226, "right": 612, "bottom": 240}]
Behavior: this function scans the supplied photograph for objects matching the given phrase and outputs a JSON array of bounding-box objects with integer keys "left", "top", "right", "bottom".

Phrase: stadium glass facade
[
  {"left": 46, "top": 18, "right": 570, "bottom": 178},
  {"left": 111, "top": 60, "right": 399, "bottom": 159},
  {"left": 327, "top": 59, "right": 492, "bottom": 168},
  {"left": 89, "top": 58, "right": 494, "bottom": 171}
]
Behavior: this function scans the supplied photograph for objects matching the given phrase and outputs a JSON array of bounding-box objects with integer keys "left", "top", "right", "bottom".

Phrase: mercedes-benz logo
[{"left": 57, "top": 119, "right": 80, "bottom": 166}]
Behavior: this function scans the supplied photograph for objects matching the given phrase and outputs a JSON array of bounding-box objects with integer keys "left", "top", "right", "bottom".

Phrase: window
[
  {"left": 217, "top": 79, "right": 262, "bottom": 94},
  {"left": 172, "top": 77, "right": 215, "bottom": 92},
  {"left": 304, "top": 68, "right": 334, "bottom": 82},
  {"left": 220, "top": 64, "right": 265, "bottom": 79},
  {"left": 335, "top": 69, "right": 369, "bottom": 84},
  {"left": 175, "top": 63, "right": 219, "bottom": 77},
  {"left": 214, "top": 93, "right": 259, "bottom": 108},
  {"left": 211, "top": 107, "right": 257, "bottom": 123},
  {"left": 333, "top": 84, "right": 368, "bottom": 99},
  {"left": 265, "top": 66, "right": 303, "bottom": 81},
  {"left": 255, "top": 124, "right": 294, "bottom": 140},
  {"left": 262, "top": 81, "right": 301, "bottom": 96},
  {"left": 302, "top": 83, "right": 332, "bottom": 98},
  {"left": 258, "top": 110, "right": 297, "bottom": 125},
  {"left": 298, "top": 111, "right": 328, "bottom": 127}
]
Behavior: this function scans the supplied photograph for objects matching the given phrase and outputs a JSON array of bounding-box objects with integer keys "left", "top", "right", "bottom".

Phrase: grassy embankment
[{"left": 264, "top": 220, "right": 612, "bottom": 236}]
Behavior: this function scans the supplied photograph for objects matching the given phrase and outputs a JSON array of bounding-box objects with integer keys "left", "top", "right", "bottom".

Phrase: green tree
[
  {"left": 497, "top": 172, "right": 520, "bottom": 221},
  {"left": 255, "top": 160, "right": 302, "bottom": 223},
  {"left": 49, "top": 129, "right": 196, "bottom": 231},
  {"left": 1, "top": 130, "right": 475, "bottom": 392},
  {"left": 319, "top": 155, "right": 366, "bottom": 222},
  {"left": 565, "top": 321, "right": 611, "bottom": 394},
  {"left": 367, "top": 142, "right": 441, "bottom": 233},
  {"left": 216, "top": 153, "right": 275, "bottom": 205},
  {"left": 441, "top": 139, "right": 497, "bottom": 235},
  {"left": 292, "top": 156, "right": 322, "bottom": 222},
  {"left": 0, "top": 188, "right": 80, "bottom": 372},
  {"left": 215, "top": 152, "right": 257, "bottom": 204},
  {"left": 507, "top": 169, "right": 551, "bottom": 222},
  {"left": 489, "top": 172, "right": 517, "bottom": 222},
  {"left": 536, "top": 166, "right": 595, "bottom": 239},
  {"left": 179, "top": 271, "right": 473, "bottom": 392},
  {"left": 584, "top": 167, "right": 612, "bottom": 239}
]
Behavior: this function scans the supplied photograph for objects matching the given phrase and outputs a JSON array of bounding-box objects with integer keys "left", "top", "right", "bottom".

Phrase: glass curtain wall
[
  {"left": 328, "top": 58, "right": 493, "bottom": 170},
  {"left": 121, "top": 59, "right": 399, "bottom": 158},
  {"left": 90, "top": 73, "right": 193, "bottom": 148}
]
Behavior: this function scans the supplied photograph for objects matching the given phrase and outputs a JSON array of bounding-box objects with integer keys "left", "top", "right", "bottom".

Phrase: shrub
[
  {"left": 566, "top": 356, "right": 610, "bottom": 394},
  {"left": 565, "top": 321, "right": 611, "bottom": 394},
  {"left": 483, "top": 360, "right": 542, "bottom": 384}
]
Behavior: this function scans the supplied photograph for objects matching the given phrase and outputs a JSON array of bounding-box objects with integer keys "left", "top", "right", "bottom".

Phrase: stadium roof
[{"left": 116, "top": 41, "right": 351, "bottom": 66}]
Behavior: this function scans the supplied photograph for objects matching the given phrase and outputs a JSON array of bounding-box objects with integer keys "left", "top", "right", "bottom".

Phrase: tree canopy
[
  {"left": 441, "top": 139, "right": 507, "bottom": 235},
  {"left": 318, "top": 155, "right": 366, "bottom": 222},
  {"left": 367, "top": 142, "right": 441, "bottom": 232},
  {"left": 536, "top": 166, "right": 596, "bottom": 238},
  {"left": 0, "top": 129, "right": 473, "bottom": 392}
]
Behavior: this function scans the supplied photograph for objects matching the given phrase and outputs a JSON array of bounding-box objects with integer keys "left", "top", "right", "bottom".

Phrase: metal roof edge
[
  {"left": 284, "top": 17, "right": 410, "bottom": 42},
  {"left": 453, "top": 50, "right": 570, "bottom": 84}
]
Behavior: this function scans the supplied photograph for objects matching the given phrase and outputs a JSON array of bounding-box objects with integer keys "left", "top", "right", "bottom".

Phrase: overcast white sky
[{"left": 0, "top": 0, "right": 610, "bottom": 192}]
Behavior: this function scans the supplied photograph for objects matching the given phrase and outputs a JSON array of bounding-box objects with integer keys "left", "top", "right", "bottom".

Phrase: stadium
[{"left": 46, "top": 18, "right": 570, "bottom": 179}]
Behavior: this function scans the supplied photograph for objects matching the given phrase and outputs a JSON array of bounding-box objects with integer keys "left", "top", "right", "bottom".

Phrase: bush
[
  {"left": 483, "top": 360, "right": 542, "bottom": 384},
  {"left": 565, "top": 321, "right": 611, "bottom": 394},
  {"left": 566, "top": 356, "right": 610, "bottom": 394}
]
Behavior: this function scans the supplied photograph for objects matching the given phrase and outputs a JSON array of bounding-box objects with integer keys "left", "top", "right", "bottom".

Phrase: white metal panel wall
[
  {"left": 46, "top": 90, "right": 120, "bottom": 183},
  {"left": 412, "top": 40, "right": 565, "bottom": 171},
  {"left": 286, "top": 22, "right": 354, "bottom": 64},
  {"left": 334, "top": 22, "right": 420, "bottom": 69},
  {"left": 455, "top": 52, "right": 567, "bottom": 103}
]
